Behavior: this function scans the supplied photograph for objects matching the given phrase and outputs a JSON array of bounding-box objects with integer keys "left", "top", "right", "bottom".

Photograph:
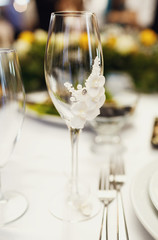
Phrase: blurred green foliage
[
  {"left": 15, "top": 28, "right": 158, "bottom": 93},
  {"left": 103, "top": 46, "right": 158, "bottom": 93},
  {"left": 20, "top": 42, "right": 46, "bottom": 92}
]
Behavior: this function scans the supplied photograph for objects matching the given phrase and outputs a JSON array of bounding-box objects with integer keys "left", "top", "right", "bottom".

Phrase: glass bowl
[{"left": 89, "top": 72, "right": 139, "bottom": 154}]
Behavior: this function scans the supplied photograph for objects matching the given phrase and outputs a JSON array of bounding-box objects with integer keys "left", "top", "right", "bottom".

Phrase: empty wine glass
[
  {"left": 0, "top": 49, "right": 28, "bottom": 225},
  {"left": 89, "top": 72, "right": 139, "bottom": 155},
  {"left": 45, "top": 11, "right": 105, "bottom": 222}
]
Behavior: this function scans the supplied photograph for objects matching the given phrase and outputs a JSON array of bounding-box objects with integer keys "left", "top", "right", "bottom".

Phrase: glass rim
[
  {"left": 0, "top": 48, "right": 16, "bottom": 54},
  {"left": 51, "top": 11, "right": 95, "bottom": 17}
]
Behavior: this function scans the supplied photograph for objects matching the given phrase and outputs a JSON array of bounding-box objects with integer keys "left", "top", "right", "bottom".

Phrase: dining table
[{"left": 0, "top": 93, "right": 158, "bottom": 240}]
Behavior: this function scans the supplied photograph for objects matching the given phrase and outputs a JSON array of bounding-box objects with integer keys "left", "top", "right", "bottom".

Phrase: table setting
[{"left": 0, "top": 10, "right": 158, "bottom": 240}]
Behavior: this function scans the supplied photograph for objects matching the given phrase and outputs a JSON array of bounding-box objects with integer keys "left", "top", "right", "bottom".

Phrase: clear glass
[
  {"left": 0, "top": 49, "right": 28, "bottom": 225},
  {"left": 45, "top": 11, "right": 104, "bottom": 222},
  {"left": 89, "top": 72, "right": 139, "bottom": 155}
]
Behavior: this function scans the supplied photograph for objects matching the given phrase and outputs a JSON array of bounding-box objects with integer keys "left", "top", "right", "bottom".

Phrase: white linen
[{"left": 0, "top": 94, "right": 158, "bottom": 240}]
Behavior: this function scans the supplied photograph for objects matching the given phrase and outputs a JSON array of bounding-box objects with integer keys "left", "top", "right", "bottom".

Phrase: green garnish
[{"left": 27, "top": 103, "right": 60, "bottom": 116}]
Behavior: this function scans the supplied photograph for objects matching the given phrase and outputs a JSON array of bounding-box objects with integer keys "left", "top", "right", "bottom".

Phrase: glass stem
[{"left": 70, "top": 127, "right": 80, "bottom": 194}]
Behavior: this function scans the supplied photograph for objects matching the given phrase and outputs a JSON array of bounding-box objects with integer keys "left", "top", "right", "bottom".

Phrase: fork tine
[
  {"left": 102, "top": 171, "right": 105, "bottom": 190},
  {"left": 110, "top": 158, "right": 115, "bottom": 185},
  {"left": 115, "top": 157, "right": 126, "bottom": 183},
  {"left": 99, "top": 171, "right": 102, "bottom": 190},
  {"left": 104, "top": 166, "right": 109, "bottom": 191},
  {"left": 99, "top": 169, "right": 104, "bottom": 190},
  {"left": 100, "top": 165, "right": 109, "bottom": 190},
  {"left": 120, "top": 158, "right": 125, "bottom": 175}
]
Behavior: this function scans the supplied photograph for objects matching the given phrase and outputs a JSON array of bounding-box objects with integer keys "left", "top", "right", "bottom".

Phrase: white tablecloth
[{"left": 1, "top": 94, "right": 158, "bottom": 240}]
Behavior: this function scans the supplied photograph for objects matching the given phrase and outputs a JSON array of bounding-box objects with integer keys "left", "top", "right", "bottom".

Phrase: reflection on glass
[{"left": 0, "top": 49, "right": 28, "bottom": 225}]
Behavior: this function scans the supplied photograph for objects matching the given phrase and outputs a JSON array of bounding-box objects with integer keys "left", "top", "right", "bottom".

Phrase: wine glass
[
  {"left": 45, "top": 11, "right": 105, "bottom": 222},
  {"left": 89, "top": 72, "right": 139, "bottom": 155},
  {"left": 0, "top": 48, "right": 28, "bottom": 225}
]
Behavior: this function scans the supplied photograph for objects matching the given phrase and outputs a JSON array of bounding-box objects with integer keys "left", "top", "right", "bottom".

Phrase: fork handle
[
  {"left": 99, "top": 204, "right": 108, "bottom": 240},
  {"left": 116, "top": 191, "right": 120, "bottom": 240},
  {"left": 120, "top": 190, "right": 129, "bottom": 240},
  {"left": 117, "top": 190, "right": 129, "bottom": 240}
]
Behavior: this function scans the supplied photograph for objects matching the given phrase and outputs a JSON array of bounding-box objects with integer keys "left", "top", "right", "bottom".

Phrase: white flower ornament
[{"left": 64, "top": 56, "right": 106, "bottom": 129}]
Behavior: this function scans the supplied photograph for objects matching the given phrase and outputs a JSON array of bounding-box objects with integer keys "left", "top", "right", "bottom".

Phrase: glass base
[
  {"left": 49, "top": 182, "right": 101, "bottom": 222},
  {"left": 0, "top": 191, "right": 28, "bottom": 226}
]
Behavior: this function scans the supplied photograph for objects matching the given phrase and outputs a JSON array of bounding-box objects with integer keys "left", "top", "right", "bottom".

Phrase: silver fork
[
  {"left": 98, "top": 165, "right": 116, "bottom": 240},
  {"left": 110, "top": 157, "right": 129, "bottom": 240}
]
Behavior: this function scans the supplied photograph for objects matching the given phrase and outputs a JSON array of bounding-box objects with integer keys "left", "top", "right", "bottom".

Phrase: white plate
[
  {"left": 26, "top": 91, "right": 49, "bottom": 103},
  {"left": 149, "top": 170, "right": 158, "bottom": 211},
  {"left": 131, "top": 160, "right": 158, "bottom": 240}
]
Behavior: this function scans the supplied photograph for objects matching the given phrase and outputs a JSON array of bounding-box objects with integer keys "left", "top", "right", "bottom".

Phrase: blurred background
[
  {"left": 1, "top": 0, "right": 157, "bottom": 44},
  {"left": 1, "top": 0, "right": 158, "bottom": 93}
]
